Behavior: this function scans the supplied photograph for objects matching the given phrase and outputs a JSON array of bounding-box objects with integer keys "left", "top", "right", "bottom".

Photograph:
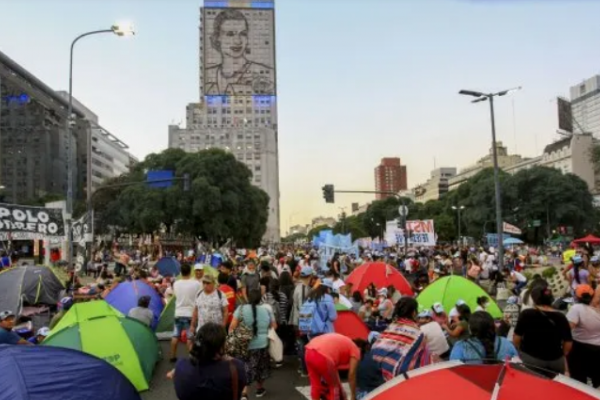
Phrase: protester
[
  {"left": 567, "top": 256, "right": 590, "bottom": 296},
  {"left": 304, "top": 333, "right": 363, "bottom": 400},
  {"left": 0, "top": 311, "right": 31, "bottom": 345},
  {"left": 505, "top": 268, "right": 528, "bottom": 296},
  {"left": 356, "top": 332, "right": 382, "bottom": 399},
  {"left": 171, "top": 263, "right": 202, "bottom": 362},
  {"left": 566, "top": 284, "right": 600, "bottom": 387},
  {"left": 431, "top": 302, "right": 447, "bottom": 326},
  {"left": 28, "top": 327, "right": 50, "bottom": 344},
  {"left": 241, "top": 259, "right": 260, "bottom": 303},
  {"left": 417, "top": 310, "right": 450, "bottom": 359},
  {"left": 443, "top": 304, "right": 471, "bottom": 346},
  {"left": 368, "top": 297, "right": 431, "bottom": 382},
  {"left": 376, "top": 288, "right": 394, "bottom": 322},
  {"left": 450, "top": 311, "right": 518, "bottom": 363},
  {"left": 168, "top": 322, "right": 247, "bottom": 400},
  {"left": 520, "top": 275, "right": 546, "bottom": 311},
  {"left": 513, "top": 285, "right": 572, "bottom": 375},
  {"left": 219, "top": 260, "right": 238, "bottom": 291},
  {"left": 193, "top": 264, "right": 205, "bottom": 284},
  {"left": 49, "top": 297, "right": 74, "bottom": 330},
  {"left": 192, "top": 274, "right": 229, "bottom": 333},
  {"left": 474, "top": 296, "right": 489, "bottom": 313},
  {"left": 218, "top": 272, "right": 236, "bottom": 329},
  {"left": 299, "top": 279, "right": 337, "bottom": 339},
  {"left": 290, "top": 266, "right": 313, "bottom": 376},
  {"left": 127, "top": 295, "right": 154, "bottom": 327},
  {"left": 230, "top": 288, "right": 275, "bottom": 399}
]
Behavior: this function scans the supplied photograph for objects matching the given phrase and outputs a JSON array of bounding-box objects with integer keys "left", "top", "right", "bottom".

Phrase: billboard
[
  {"left": 385, "top": 219, "right": 436, "bottom": 246},
  {"left": 557, "top": 97, "right": 573, "bottom": 133},
  {"left": 203, "top": 7, "right": 276, "bottom": 96}
]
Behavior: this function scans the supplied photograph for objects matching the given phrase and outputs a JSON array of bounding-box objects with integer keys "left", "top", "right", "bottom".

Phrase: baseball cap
[
  {"left": 456, "top": 299, "right": 466, "bottom": 306},
  {"left": 572, "top": 255, "right": 584, "bottom": 265},
  {"left": 202, "top": 274, "right": 216, "bottom": 284},
  {"left": 432, "top": 302, "right": 444, "bottom": 314},
  {"left": 0, "top": 310, "right": 15, "bottom": 321},
  {"left": 36, "top": 327, "right": 50, "bottom": 337},
  {"left": 300, "top": 266, "right": 313, "bottom": 277},
  {"left": 321, "top": 278, "right": 334, "bottom": 289},
  {"left": 193, "top": 263, "right": 204, "bottom": 271},
  {"left": 418, "top": 310, "right": 433, "bottom": 319},
  {"left": 576, "top": 284, "right": 594, "bottom": 299}
]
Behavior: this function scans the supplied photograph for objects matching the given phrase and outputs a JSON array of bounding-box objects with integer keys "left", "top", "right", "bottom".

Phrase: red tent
[
  {"left": 346, "top": 262, "right": 413, "bottom": 295},
  {"left": 334, "top": 310, "right": 369, "bottom": 341},
  {"left": 365, "top": 361, "right": 600, "bottom": 400},
  {"left": 573, "top": 234, "right": 600, "bottom": 245}
]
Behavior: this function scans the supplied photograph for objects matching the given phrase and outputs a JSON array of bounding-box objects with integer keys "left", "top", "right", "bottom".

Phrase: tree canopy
[{"left": 92, "top": 148, "right": 269, "bottom": 247}]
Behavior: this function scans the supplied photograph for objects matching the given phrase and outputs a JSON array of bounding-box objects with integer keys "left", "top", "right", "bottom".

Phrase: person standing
[
  {"left": 241, "top": 259, "right": 260, "bottom": 303},
  {"left": 171, "top": 263, "right": 202, "bottom": 362},
  {"left": 290, "top": 266, "right": 313, "bottom": 376},
  {"left": 192, "top": 274, "right": 229, "bottom": 333},
  {"left": 219, "top": 260, "right": 238, "bottom": 291},
  {"left": 218, "top": 272, "right": 236, "bottom": 330}
]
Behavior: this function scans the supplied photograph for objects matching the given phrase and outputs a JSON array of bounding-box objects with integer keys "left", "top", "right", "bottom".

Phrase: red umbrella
[
  {"left": 573, "top": 234, "right": 600, "bottom": 245},
  {"left": 346, "top": 262, "right": 413, "bottom": 295},
  {"left": 365, "top": 361, "right": 600, "bottom": 400}
]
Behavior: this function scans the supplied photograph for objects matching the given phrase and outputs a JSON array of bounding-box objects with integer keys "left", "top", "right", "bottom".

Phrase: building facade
[
  {"left": 0, "top": 50, "right": 88, "bottom": 204},
  {"left": 570, "top": 75, "right": 600, "bottom": 136},
  {"left": 311, "top": 216, "right": 336, "bottom": 229},
  {"left": 374, "top": 157, "right": 407, "bottom": 200},
  {"left": 169, "top": 0, "right": 280, "bottom": 242},
  {"left": 413, "top": 167, "right": 457, "bottom": 203}
]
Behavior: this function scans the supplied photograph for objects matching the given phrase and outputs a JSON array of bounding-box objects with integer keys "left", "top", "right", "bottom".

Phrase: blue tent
[
  {"left": 0, "top": 344, "right": 141, "bottom": 400},
  {"left": 105, "top": 280, "right": 164, "bottom": 330},
  {"left": 155, "top": 256, "right": 180, "bottom": 277}
]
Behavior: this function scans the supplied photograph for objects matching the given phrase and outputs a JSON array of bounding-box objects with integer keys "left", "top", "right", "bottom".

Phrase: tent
[
  {"left": 334, "top": 310, "right": 369, "bottom": 341},
  {"left": 0, "top": 344, "right": 141, "bottom": 400},
  {"left": 155, "top": 257, "right": 180, "bottom": 277},
  {"left": 573, "top": 234, "right": 600, "bottom": 245},
  {"left": 0, "top": 266, "right": 64, "bottom": 315},
  {"left": 417, "top": 276, "right": 502, "bottom": 319},
  {"left": 156, "top": 296, "right": 176, "bottom": 340},
  {"left": 105, "top": 280, "right": 164, "bottom": 330},
  {"left": 364, "top": 361, "right": 600, "bottom": 400},
  {"left": 346, "top": 262, "right": 413, "bottom": 296},
  {"left": 335, "top": 303, "right": 350, "bottom": 311},
  {"left": 43, "top": 314, "right": 160, "bottom": 392},
  {"left": 51, "top": 300, "right": 124, "bottom": 333}
]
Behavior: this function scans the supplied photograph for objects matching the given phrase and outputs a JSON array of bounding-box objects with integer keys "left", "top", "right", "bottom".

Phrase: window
[
  {"left": 580, "top": 84, "right": 586, "bottom": 95},
  {"left": 255, "top": 165, "right": 261, "bottom": 172}
]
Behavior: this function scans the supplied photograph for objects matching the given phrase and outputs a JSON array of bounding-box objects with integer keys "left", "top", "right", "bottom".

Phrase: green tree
[{"left": 333, "top": 214, "right": 368, "bottom": 239}]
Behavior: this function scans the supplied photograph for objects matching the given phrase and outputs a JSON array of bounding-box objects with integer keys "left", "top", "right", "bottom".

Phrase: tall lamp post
[
  {"left": 452, "top": 205, "right": 465, "bottom": 244},
  {"left": 458, "top": 86, "right": 521, "bottom": 269},
  {"left": 65, "top": 23, "right": 135, "bottom": 271}
]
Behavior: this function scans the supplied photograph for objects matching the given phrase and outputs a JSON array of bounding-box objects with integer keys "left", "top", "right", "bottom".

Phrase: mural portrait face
[{"left": 211, "top": 10, "right": 249, "bottom": 59}]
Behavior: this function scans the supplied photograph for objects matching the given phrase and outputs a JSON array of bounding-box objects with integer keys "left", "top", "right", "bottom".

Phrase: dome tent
[{"left": 0, "top": 265, "right": 64, "bottom": 315}]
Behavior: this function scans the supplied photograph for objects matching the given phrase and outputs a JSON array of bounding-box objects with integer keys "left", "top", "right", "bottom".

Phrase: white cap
[
  {"left": 433, "top": 302, "right": 444, "bottom": 314},
  {"left": 456, "top": 299, "right": 466, "bottom": 306},
  {"left": 37, "top": 327, "right": 50, "bottom": 337},
  {"left": 193, "top": 263, "right": 204, "bottom": 271}
]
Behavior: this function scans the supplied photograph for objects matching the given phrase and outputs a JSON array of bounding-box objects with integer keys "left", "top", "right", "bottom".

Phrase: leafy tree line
[
  {"left": 283, "top": 166, "right": 599, "bottom": 244},
  {"left": 91, "top": 148, "right": 270, "bottom": 247}
]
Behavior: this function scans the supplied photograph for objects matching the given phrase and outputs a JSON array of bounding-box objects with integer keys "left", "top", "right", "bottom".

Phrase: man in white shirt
[
  {"left": 170, "top": 263, "right": 202, "bottom": 362},
  {"left": 507, "top": 268, "right": 528, "bottom": 295},
  {"left": 191, "top": 274, "right": 229, "bottom": 333},
  {"left": 418, "top": 310, "right": 450, "bottom": 358}
]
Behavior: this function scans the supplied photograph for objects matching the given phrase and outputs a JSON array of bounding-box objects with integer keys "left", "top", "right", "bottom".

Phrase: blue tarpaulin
[
  {"left": 155, "top": 257, "right": 180, "bottom": 277},
  {"left": 105, "top": 281, "right": 164, "bottom": 330},
  {"left": 0, "top": 344, "right": 141, "bottom": 400}
]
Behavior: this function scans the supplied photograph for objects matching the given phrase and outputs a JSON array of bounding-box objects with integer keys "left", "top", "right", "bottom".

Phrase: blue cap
[
  {"left": 368, "top": 331, "right": 381, "bottom": 344},
  {"left": 321, "top": 278, "right": 334, "bottom": 289},
  {"left": 300, "top": 266, "right": 313, "bottom": 277},
  {"left": 572, "top": 255, "right": 584, "bottom": 264},
  {"left": 418, "top": 310, "right": 433, "bottom": 318}
]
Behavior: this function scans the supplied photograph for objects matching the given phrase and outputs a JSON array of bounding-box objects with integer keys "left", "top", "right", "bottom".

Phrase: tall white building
[
  {"left": 570, "top": 75, "right": 600, "bottom": 136},
  {"left": 169, "top": 0, "right": 280, "bottom": 242}
]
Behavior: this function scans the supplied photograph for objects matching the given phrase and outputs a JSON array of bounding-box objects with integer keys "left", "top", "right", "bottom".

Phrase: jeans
[
  {"left": 513, "top": 281, "right": 527, "bottom": 295},
  {"left": 297, "top": 334, "right": 309, "bottom": 373}
]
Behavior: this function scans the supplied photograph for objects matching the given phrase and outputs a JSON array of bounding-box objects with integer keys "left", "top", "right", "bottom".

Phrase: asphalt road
[{"left": 142, "top": 342, "right": 311, "bottom": 400}]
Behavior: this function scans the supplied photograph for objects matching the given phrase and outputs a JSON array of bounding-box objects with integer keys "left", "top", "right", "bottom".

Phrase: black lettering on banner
[{"left": 0, "top": 203, "right": 65, "bottom": 240}]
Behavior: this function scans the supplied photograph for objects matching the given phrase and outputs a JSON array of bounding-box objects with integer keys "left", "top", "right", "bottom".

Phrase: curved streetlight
[
  {"left": 458, "top": 86, "right": 521, "bottom": 268},
  {"left": 65, "top": 22, "right": 135, "bottom": 271}
]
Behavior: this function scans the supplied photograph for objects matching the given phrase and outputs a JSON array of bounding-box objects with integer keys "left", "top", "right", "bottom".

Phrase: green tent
[
  {"left": 156, "top": 296, "right": 176, "bottom": 340},
  {"left": 335, "top": 303, "right": 350, "bottom": 311},
  {"left": 416, "top": 276, "right": 502, "bottom": 319},
  {"left": 43, "top": 314, "right": 160, "bottom": 391},
  {"left": 51, "top": 300, "right": 124, "bottom": 333}
]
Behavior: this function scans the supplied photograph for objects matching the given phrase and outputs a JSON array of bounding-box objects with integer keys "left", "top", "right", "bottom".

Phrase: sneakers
[{"left": 256, "top": 388, "right": 267, "bottom": 397}]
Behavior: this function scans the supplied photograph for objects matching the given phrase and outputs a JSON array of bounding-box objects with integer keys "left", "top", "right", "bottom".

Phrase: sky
[{"left": 2, "top": 0, "right": 600, "bottom": 236}]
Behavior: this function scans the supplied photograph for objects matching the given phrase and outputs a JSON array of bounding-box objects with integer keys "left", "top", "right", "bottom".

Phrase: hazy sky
[{"left": 2, "top": 0, "right": 600, "bottom": 235}]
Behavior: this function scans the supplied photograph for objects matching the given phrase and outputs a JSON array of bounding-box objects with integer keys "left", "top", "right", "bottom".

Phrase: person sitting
[
  {"left": 168, "top": 322, "right": 246, "bottom": 400},
  {"left": 0, "top": 311, "right": 31, "bottom": 345},
  {"left": 450, "top": 311, "right": 518, "bottom": 363},
  {"left": 49, "top": 297, "right": 74, "bottom": 330},
  {"left": 28, "top": 327, "right": 50, "bottom": 344},
  {"left": 128, "top": 295, "right": 154, "bottom": 327}
]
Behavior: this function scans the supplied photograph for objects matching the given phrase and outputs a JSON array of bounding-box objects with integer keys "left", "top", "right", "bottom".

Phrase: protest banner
[{"left": 0, "top": 203, "right": 65, "bottom": 240}]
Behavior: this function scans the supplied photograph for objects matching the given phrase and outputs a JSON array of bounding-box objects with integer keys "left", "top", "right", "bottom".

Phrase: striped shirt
[{"left": 370, "top": 319, "right": 432, "bottom": 381}]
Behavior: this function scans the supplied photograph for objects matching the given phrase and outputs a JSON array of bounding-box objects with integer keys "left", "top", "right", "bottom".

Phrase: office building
[
  {"left": 169, "top": 0, "right": 280, "bottom": 242},
  {"left": 413, "top": 167, "right": 457, "bottom": 203},
  {"left": 570, "top": 75, "right": 600, "bottom": 136},
  {"left": 0, "top": 50, "right": 87, "bottom": 204},
  {"left": 310, "top": 216, "right": 336, "bottom": 229},
  {"left": 374, "top": 157, "right": 407, "bottom": 200}
]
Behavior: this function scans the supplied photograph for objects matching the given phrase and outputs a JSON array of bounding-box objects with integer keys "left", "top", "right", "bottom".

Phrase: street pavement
[{"left": 142, "top": 342, "right": 312, "bottom": 400}]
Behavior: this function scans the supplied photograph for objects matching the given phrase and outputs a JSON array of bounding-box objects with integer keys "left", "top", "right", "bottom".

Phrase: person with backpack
[
  {"left": 191, "top": 274, "right": 229, "bottom": 335},
  {"left": 290, "top": 266, "right": 314, "bottom": 376},
  {"left": 298, "top": 278, "right": 337, "bottom": 340}
]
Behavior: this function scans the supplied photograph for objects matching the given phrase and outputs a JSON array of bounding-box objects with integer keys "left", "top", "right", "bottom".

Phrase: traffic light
[
  {"left": 183, "top": 173, "right": 190, "bottom": 192},
  {"left": 322, "top": 184, "right": 334, "bottom": 203}
]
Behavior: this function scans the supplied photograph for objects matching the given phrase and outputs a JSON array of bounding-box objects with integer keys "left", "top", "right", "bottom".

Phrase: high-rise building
[
  {"left": 169, "top": 0, "right": 280, "bottom": 242},
  {"left": 570, "top": 75, "right": 600, "bottom": 136},
  {"left": 374, "top": 157, "right": 407, "bottom": 200}
]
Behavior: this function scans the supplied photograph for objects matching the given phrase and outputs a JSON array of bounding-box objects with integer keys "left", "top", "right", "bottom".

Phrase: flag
[{"left": 503, "top": 221, "right": 522, "bottom": 235}]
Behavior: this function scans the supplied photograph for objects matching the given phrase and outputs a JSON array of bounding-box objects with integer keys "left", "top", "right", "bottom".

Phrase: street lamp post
[
  {"left": 459, "top": 86, "right": 521, "bottom": 269},
  {"left": 452, "top": 205, "right": 465, "bottom": 244},
  {"left": 65, "top": 23, "right": 135, "bottom": 271}
]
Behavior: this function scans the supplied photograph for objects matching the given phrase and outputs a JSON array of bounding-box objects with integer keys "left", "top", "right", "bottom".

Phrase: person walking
[
  {"left": 170, "top": 263, "right": 202, "bottom": 362},
  {"left": 192, "top": 274, "right": 229, "bottom": 333}
]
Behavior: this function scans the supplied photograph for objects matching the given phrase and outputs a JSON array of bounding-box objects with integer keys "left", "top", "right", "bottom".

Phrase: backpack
[{"left": 298, "top": 299, "right": 326, "bottom": 336}]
